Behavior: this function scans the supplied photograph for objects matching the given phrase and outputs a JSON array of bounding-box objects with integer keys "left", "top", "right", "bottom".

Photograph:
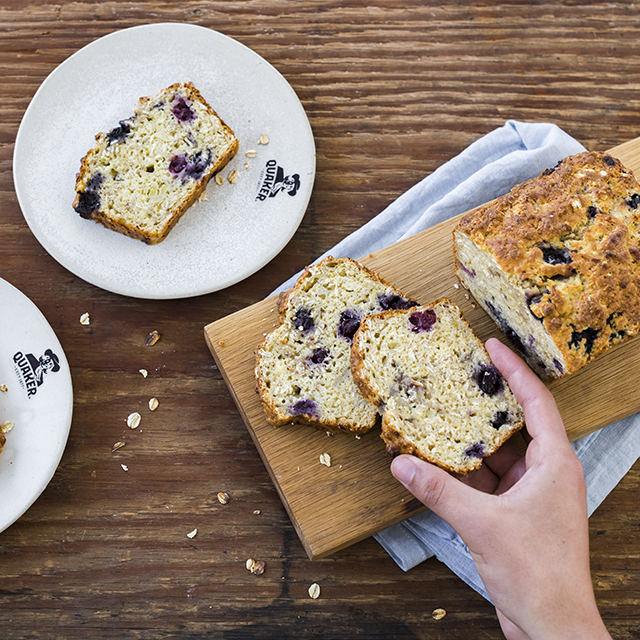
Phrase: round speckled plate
[
  {"left": 0, "top": 278, "right": 73, "bottom": 534},
  {"left": 14, "top": 23, "right": 315, "bottom": 299}
]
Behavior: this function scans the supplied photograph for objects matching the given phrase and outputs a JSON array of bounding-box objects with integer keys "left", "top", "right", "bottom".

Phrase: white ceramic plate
[
  {"left": 13, "top": 23, "right": 316, "bottom": 299},
  {"left": 0, "top": 278, "right": 73, "bottom": 534}
]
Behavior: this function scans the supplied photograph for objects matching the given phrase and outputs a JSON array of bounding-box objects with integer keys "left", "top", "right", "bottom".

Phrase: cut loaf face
[
  {"left": 351, "top": 299, "right": 524, "bottom": 475},
  {"left": 255, "top": 257, "right": 418, "bottom": 434},
  {"left": 73, "top": 82, "right": 239, "bottom": 244},
  {"left": 454, "top": 151, "right": 640, "bottom": 379}
]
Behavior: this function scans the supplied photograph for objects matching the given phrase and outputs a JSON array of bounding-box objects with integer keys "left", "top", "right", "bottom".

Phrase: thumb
[{"left": 391, "top": 455, "right": 486, "bottom": 526}]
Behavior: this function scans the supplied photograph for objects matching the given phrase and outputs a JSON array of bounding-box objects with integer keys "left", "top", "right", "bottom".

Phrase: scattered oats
[
  {"left": 0, "top": 384, "right": 7, "bottom": 393},
  {"left": 326, "top": 431, "right": 334, "bottom": 437},
  {"left": 464, "top": 293, "right": 470, "bottom": 300},
  {"left": 1, "top": 421, "right": 15, "bottom": 434},
  {"left": 245, "top": 558, "right": 265, "bottom": 575},
  {"left": 245, "top": 150, "right": 258, "bottom": 157},
  {"left": 121, "top": 464, "right": 129, "bottom": 472},
  {"left": 308, "top": 583, "right": 321, "bottom": 599},
  {"left": 258, "top": 133, "right": 269, "bottom": 145},
  {"left": 187, "top": 528, "right": 198, "bottom": 539},
  {"left": 145, "top": 330, "right": 160, "bottom": 346},
  {"left": 79, "top": 312, "right": 90, "bottom": 325},
  {"left": 139, "top": 369, "right": 148, "bottom": 378},
  {"left": 148, "top": 397, "right": 159, "bottom": 411},
  {"left": 215, "top": 174, "right": 225, "bottom": 185},
  {"left": 253, "top": 510, "right": 261, "bottom": 515},
  {"left": 251, "top": 560, "right": 265, "bottom": 575},
  {"left": 228, "top": 169, "right": 239, "bottom": 184},
  {"left": 217, "top": 491, "right": 230, "bottom": 505},
  {"left": 198, "top": 191, "right": 209, "bottom": 202},
  {"left": 355, "top": 435, "right": 361, "bottom": 440},
  {"left": 111, "top": 441, "right": 125, "bottom": 453},
  {"left": 127, "top": 412, "right": 141, "bottom": 429},
  {"left": 432, "top": 608, "right": 447, "bottom": 620},
  {"left": 244, "top": 162, "right": 250, "bottom": 170},
  {"left": 453, "top": 283, "right": 459, "bottom": 289},
  {"left": 471, "top": 303, "right": 476, "bottom": 308},
  {"left": 218, "top": 340, "right": 226, "bottom": 347},
  {"left": 319, "top": 453, "right": 331, "bottom": 467}
]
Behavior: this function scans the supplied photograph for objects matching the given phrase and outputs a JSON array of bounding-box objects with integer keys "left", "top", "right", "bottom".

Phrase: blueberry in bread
[
  {"left": 350, "top": 299, "right": 524, "bottom": 475},
  {"left": 255, "top": 257, "right": 418, "bottom": 434},
  {"left": 73, "top": 82, "right": 239, "bottom": 244},
  {"left": 454, "top": 151, "right": 640, "bottom": 379}
]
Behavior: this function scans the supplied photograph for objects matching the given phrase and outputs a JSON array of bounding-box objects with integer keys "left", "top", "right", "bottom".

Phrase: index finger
[{"left": 485, "top": 338, "right": 567, "bottom": 443}]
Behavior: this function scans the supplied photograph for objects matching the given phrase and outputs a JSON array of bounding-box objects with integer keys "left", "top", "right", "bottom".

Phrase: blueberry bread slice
[
  {"left": 73, "top": 82, "right": 239, "bottom": 244},
  {"left": 454, "top": 151, "right": 640, "bottom": 379},
  {"left": 351, "top": 299, "right": 524, "bottom": 474},
  {"left": 255, "top": 257, "right": 418, "bottom": 434}
]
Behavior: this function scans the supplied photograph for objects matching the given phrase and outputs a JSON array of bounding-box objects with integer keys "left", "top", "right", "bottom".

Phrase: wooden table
[{"left": 1, "top": 1, "right": 640, "bottom": 638}]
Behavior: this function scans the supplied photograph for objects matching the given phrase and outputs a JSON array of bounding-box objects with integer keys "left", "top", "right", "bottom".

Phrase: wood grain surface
[
  {"left": 205, "top": 137, "right": 640, "bottom": 561},
  {"left": 2, "top": 1, "right": 640, "bottom": 638}
]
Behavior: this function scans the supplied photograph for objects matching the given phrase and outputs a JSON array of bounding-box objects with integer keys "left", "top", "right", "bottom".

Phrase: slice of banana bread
[
  {"left": 351, "top": 299, "right": 524, "bottom": 474},
  {"left": 255, "top": 257, "right": 419, "bottom": 434},
  {"left": 73, "top": 82, "right": 238, "bottom": 244},
  {"left": 454, "top": 151, "right": 640, "bottom": 379}
]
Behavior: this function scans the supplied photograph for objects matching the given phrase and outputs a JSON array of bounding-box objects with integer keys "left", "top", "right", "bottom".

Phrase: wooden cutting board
[{"left": 204, "top": 137, "right": 640, "bottom": 560}]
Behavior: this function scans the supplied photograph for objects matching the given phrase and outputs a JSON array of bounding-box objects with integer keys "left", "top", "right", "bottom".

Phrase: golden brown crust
[{"left": 455, "top": 151, "right": 640, "bottom": 375}]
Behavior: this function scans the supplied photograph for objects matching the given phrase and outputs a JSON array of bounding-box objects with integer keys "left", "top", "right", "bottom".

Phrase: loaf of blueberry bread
[
  {"left": 350, "top": 299, "right": 524, "bottom": 475},
  {"left": 255, "top": 257, "right": 419, "bottom": 434},
  {"left": 73, "top": 82, "right": 239, "bottom": 244},
  {"left": 454, "top": 151, "right": 640, "bottom": 380}
]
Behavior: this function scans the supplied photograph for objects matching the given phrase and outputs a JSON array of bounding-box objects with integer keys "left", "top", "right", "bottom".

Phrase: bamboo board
[{"left": 204, "top": 137, "right": 640, "bottom": 560}]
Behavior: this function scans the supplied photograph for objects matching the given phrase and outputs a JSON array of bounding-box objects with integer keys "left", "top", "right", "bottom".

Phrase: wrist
[
  {"left": 497, "top": 587, "right": 612, "bottom": 640},
  {"left": 527, "top": 608, "right": 611, "bottom": 640}
]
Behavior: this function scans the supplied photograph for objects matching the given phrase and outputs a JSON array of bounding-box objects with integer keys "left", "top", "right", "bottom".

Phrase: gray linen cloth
[{"left": 273, "top": 120, "right": 640, "bottom": 601}]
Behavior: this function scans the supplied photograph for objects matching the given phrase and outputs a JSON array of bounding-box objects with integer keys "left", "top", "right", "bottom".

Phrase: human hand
[{"left": 390, "top": 338, "right": 612, "bottom": 640}]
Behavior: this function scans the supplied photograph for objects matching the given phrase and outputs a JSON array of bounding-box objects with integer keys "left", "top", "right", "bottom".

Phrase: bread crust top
[{"left": 455, "top": 151, "right": 640, "bottom": 371}]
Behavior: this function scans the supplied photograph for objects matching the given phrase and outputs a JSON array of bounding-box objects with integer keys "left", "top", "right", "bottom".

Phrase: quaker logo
[
  {"left": 13, "top": 349, "right": 61, "bottom": 398},
  {"left": 256, "top": 159, "right": 301, "bottom": 201}
]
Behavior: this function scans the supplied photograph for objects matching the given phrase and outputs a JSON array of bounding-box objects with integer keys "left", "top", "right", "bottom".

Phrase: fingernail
[{"left": 391, "top": 456, "right": 417, "bottom": 486}]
